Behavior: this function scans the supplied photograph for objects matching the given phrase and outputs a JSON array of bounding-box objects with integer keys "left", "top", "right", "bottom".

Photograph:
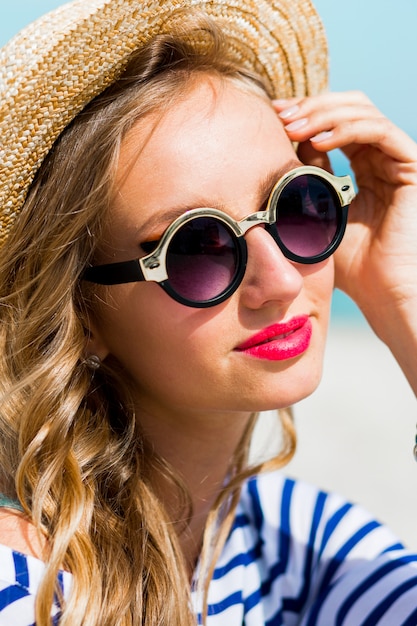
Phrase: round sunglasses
[{"left": 83, "top": 165, "right": 355, "bottom": 308}]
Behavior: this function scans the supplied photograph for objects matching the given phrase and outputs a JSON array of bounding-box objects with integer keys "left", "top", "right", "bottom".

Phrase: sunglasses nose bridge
[{"left": 238, "top": 211, "right": 272, "bottom": 236}]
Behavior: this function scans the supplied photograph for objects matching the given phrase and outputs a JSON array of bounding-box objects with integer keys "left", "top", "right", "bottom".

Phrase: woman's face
[{"left": 90, "top": 75, "right": 334, "bottom": 423}]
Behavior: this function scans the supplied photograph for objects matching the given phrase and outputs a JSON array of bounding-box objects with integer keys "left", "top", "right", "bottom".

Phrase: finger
[
  {"left": 278, "top": 103, "right": 383, "bottom": 143},
  {"left": 296, "top": 140, "right": 332, "bottom": 171},
  {"left": 352, "top": 144, "right": 417, "bottom": 186},
  {"left": 309, "top": 118, "right": 417, "bottom": 169},
  {"left": 283, "top": 113, "right": 417, "bottom": 169},
  {"left": 273, "top": 92, "right": 417, "bottom": 183},
  {"left": 272, "top": 97, "right": 304, "bottom": 112},
  {"left": 273, "top": 90, "right": 373, "bottom": 117}
]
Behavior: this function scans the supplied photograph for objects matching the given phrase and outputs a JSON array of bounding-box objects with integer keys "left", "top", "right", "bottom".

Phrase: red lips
[{"left": 235, "top": 315, "right": 312, "bottom": 361}]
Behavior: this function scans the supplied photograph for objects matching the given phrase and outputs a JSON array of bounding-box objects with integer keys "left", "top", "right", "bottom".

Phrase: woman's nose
[{"left": 239, "top": 226, "right": 304, "bottom": 309}]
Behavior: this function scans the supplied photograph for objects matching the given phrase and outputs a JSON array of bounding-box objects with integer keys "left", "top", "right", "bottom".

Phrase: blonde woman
[{"left": 0, "top": 1, "right": 416, "bottom": 625}]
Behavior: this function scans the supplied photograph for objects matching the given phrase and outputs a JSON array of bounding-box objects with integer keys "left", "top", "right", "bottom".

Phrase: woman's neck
[{"left": 137, "top": 406, "right": 254, "bottom": 573}]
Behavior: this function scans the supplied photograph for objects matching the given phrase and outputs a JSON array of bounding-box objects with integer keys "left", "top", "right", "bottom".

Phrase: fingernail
[
  {"left": 278, "top": 104, "right": 300, "bottom": 120},
  {"left": 273, "top": 98, "right": 291, "bottom": 106},
  {"left": 284, "top": 117, "right": 308, "bottom": 131},
  {"left": 310, "top": 130, "right": 334, "bottom": 143}
]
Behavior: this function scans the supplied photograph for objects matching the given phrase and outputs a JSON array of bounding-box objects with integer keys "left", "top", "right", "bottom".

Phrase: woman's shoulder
[
  {"left": 0, "top": 508, "right": 44, "bottom": 561},
  {"left": 205, "top": 471, "right": 417, "bottom": 625},
  {"left": 237, "top": 470, "right": 404, "bottom": 558},
  {"left": 0, "top": 510, "right": 72, "bottom": 621}
]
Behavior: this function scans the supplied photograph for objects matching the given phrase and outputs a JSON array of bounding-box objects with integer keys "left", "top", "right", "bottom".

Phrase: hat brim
[{"left": 0, "top": 0, "right": 327, "bottom": 247}]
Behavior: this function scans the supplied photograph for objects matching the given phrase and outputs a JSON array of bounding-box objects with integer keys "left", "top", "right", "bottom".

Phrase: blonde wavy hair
[{"left": 0, "top": 12, "right": 296, "bottom": 626}]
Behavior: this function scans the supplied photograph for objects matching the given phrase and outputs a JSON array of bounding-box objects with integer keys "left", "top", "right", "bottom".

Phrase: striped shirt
[{"left": 1, "top": 471, "right": 417, "bottom": 624}]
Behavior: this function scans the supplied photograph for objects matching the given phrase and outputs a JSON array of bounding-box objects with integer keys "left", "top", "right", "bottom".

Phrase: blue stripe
[
  {"left": 247, "top": 477, "right": 265, "bottom": 534},
  {"left": 207, "top": 589, "right": 242, "bottom": 615},
  {"left": 319, "top": 502, "right": 352, "bottom": 556},
  {"left": 0, "top": 584, "right": 29, "bottom": 610},
  {"left": 278, "top": 478, "right": 293, "bottom": 569},
  {"left": 243, "top": 479, "right": 295, "bottom": 624},
  {"left": 305, "top": 520, "right": 380, "bottom": 626},
  {"left": 211, "top": 478, "right": 295, "bottom": 621},
  {"left": 319, "top": 521, "right": 381, "bottom": 595},
  {"left": 212, "top": 500, "right": 262, "bottom": 580},
  {"left": 284, "top": 490, "right": 328, "bottom": 614},
  {"left": 13, "top": 551, "right": 30, "bottom": 588},
  {"left": 218, "top": 477, "right": 293, "bottom": 623},
  {"left": 335, "top": 554, "right": 417, "bottom": 625},
  {"left": 265, "top": 608, "right": 283, "bottom": 626},
  {"left": 383, "top": 542, "right": 405, "bottom": 553},
  {"left": 259, "top": 478, "right": 294, "bottom": 594},
  {"left": 361, "top": 576, "right": 417, "bottom": 626},
  {"left": 212, "top": 539, "right": 262, "bottom": 580},
  {"left": 54, "top": 570, "right": 65, "bottom": 609},
  {"left": 244, "top": 584, "right": 261, "bottom": 615},
  {"left": 402, "top": 605, "right": 417, "bottom": 626},
  {"left": 233, "top": 512, "right": 251, "bottom": 529}
]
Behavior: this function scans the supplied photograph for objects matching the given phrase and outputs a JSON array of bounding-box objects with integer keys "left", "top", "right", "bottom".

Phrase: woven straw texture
[{"left": 0, "top": 0, "right": 328, "bottom": 248}]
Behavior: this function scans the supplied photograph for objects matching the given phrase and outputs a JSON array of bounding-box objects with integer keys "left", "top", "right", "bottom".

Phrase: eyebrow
[
  {"left": 256, "top": 159, "right": 301, "bottom": 210},
  {"left": 138, "top": 158, "right": 301, "bottom": 238}
]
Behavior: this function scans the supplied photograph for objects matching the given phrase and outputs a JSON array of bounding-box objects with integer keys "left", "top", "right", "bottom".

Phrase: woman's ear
[{"left": 84, "top": 318, "right": 110, "bottom": 362}]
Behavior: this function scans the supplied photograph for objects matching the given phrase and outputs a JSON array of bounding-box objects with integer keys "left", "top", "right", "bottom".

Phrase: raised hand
[{"left": 274, "top": 92, "right": 417, "bottom": 394}]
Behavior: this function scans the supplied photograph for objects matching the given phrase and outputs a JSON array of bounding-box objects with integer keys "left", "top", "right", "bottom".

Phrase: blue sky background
[{"left": 1, "top": 1, "right": 415, "bottom": 323}]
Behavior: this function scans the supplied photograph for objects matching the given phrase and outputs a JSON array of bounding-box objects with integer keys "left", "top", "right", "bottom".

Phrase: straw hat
[{"left": 0, "top": 0, "right": 328, "bottom": 248}]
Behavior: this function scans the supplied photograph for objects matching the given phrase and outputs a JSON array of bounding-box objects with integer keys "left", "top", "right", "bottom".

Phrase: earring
[
  {"left": 413, "top": 421, "right": 417, "bottom": 461},
  {"left": 85, "top": 354, "right": 101, "bottom": 370}
]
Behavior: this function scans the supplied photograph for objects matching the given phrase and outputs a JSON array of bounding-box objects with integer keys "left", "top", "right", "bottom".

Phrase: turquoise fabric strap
[{"left": 0, "top": 494, "right": 24, "bottom": 512}]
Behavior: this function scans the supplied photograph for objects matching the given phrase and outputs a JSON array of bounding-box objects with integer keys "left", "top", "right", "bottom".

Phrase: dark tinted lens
[
  {"left": 166, "top": 216, "right": 238, "bottom": 302},
  {"left": 276, "top": 174, "right": 339, "bottom": 258}
]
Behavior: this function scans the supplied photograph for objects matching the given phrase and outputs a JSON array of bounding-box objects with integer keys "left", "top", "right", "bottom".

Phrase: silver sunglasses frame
[{"left": 83, "top": 165, "right": 355, "bottom": 306}]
